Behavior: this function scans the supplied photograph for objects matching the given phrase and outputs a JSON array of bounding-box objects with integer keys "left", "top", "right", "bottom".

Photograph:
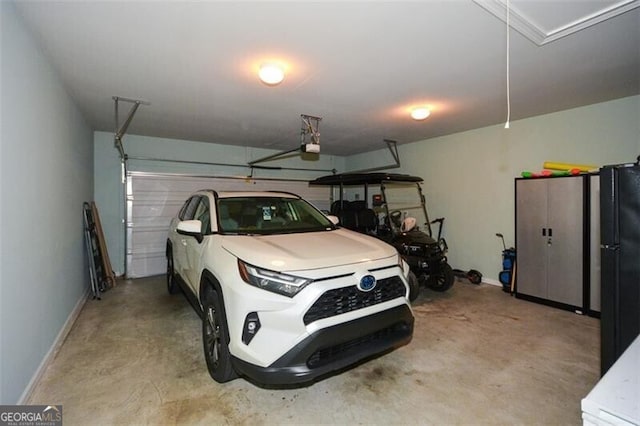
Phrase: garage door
[{"left": 126, "top": 172, "right": 331, "bottom": 278}]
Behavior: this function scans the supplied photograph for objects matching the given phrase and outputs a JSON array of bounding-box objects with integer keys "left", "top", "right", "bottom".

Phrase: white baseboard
[
  {"left": 18, "top": 286, "right": 90, "bottom": 404},
  {"left": 482, "top": 278, "right": 503, "bottom": 287}
]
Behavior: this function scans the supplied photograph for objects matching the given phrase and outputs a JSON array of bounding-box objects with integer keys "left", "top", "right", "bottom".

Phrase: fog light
[{"left": 242, "top": 312, "right": 261, "bottom": 345}]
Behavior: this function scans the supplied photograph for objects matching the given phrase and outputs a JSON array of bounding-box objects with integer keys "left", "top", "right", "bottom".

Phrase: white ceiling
[{"left": 14, "top": 1, "right": 640, "bottom": 156}]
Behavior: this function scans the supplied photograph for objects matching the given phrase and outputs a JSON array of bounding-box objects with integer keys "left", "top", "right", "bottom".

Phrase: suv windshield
[{"left": 217, "top": 197, "right": 334, "bottom": 235}]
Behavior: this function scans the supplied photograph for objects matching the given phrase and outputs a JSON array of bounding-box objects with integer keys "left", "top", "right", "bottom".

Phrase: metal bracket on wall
[
  {"left": 112, "top": 96, "right": 149, "bottom": 278},
  {"left": 113, "top": 96, "right": 150, "bottom": 160},
  {"left": 349, "top": 139, "right": 401, "bottom": 173}
]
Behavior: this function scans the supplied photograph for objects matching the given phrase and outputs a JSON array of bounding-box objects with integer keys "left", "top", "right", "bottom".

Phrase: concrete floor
[{"left": 29, "top": 276, "right": 600, "bottom": 424}]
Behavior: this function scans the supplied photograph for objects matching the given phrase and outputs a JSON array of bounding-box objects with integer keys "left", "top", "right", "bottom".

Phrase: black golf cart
[{"left": 309, "top": 172, "right": 454, "bottom": 300}]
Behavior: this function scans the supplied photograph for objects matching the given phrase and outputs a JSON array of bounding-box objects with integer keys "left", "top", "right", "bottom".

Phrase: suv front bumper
[{"left": 230, "top": 304, "right": 414, "bottom": 385}]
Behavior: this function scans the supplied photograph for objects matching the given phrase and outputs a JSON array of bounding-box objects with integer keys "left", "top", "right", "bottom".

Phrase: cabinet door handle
[
  {"left": 548, "top": 228, "right": 553, "bottom": 237},
  {"left": 542, "top": 228, "right": 546, "bottom": 236}
]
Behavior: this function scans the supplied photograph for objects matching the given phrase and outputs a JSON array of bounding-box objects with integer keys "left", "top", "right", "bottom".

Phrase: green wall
[
  {"left": 1, "top": 2, "right": 94, "bottom": 404},
  {"left": 346, "top": 95, "right": 640, "bottom": 282}
]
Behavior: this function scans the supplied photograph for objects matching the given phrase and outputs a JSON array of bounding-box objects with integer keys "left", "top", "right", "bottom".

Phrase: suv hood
[{"left": 221, "top": 228, "right": 397, "bottom": 272}]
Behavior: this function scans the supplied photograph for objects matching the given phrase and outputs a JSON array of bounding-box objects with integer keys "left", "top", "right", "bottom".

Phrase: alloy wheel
[{"left": 205, "top": 305, "right": 221, "bottom": 367}]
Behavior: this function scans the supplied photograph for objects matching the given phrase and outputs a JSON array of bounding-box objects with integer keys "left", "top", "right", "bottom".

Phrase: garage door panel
[
  {"left": 129, "top": 228, "right": 168, "bottom": 248},
  {"left": 130, "top": 202, "right": 182, "bottom": 224},
  {"left": 126, "top": 172, "right": 330, "bottom": 278},
  {"left": 129, "top": 253, "right": 166, "bottom": 280}
]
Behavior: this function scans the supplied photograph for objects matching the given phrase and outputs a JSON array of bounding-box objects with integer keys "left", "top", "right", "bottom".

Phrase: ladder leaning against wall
[{"left": 83, "top": 202, "right": 115, "bottom": 299}]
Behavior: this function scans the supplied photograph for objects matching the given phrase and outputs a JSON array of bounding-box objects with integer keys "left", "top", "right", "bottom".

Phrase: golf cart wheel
[
  {"left": 407, "top": 271, "right": 420, "bottom": 302},
  {"left": 426, "top": 263, "right": 455, "bottom": 292}
]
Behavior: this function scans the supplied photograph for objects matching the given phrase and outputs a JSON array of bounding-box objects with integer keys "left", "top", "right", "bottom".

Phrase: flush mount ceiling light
[
  {"left": 410, "top": 107, "right": 431, "bottom": 121},
  {"left": 258, "top": 63, "right": 285, "bottom": 86}
]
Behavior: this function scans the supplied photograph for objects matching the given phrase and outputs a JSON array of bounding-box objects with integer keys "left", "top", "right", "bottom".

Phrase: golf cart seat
[
  {"left": 330, "top": 200, "right": 357, "bottom": 229},
  {"left": 350, "top": 201, "right": 377, "bottom": 232},
  {"left": 330, "top": 200, "right": 350, "bottom": 215},
  {"left": 330, "top": 200, "right": 376, "bottom": 232}
]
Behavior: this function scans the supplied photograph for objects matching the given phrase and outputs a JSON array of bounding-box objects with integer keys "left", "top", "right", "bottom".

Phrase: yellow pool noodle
[{"left": 543, "top": 161, "right": 598, "bottom": 172}]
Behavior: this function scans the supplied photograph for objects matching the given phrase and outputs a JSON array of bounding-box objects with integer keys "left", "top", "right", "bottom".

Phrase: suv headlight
[
  {"left": 399, "top": 256, "right": 410, "bottom": 275},
  {"left": 237, "top": 259, "right": 312, "bottom": 297}
]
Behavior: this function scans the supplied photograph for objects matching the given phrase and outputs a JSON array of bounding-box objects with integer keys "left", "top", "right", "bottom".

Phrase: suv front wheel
[
  {"left": 167, "top": 246, "right": 179, "bottom": 295},
  {"left": 202, "top": 287, "right": 237, "bottom": 383}
]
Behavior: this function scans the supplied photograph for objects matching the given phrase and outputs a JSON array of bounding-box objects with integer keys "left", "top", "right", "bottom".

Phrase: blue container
[
  {"left": 500, "top": 248, "right": 516, "bottom": 292},
  {"left": 502, "top": 257, "right": 513, "bottom": 270}
]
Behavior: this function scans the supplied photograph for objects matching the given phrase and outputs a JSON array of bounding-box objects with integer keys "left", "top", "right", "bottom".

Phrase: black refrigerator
[{"left": 600, "top": 160, "right": 640, "bottom": 375}]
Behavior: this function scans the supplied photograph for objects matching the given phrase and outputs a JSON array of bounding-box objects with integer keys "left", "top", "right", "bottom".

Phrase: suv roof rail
[{"left": 265, "top": 190, "right": 301, "bottom": 198}]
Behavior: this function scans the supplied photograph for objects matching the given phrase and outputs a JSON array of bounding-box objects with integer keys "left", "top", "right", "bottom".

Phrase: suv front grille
[
  {"left": 306, "top": 321, "right": 411, "bottom": 368},
  {"left": 303, "top": 276, "right": 406, "bottom": 325}
]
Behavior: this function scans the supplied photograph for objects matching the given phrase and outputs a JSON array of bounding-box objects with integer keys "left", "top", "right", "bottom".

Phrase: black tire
[
  {"left": 166, "top": 247, "right": 179, "bottom": 295},
  {"left": 202, "top": 288, "right": 237, "bottom": 383},
  {"left": 407, "top": 271, "right": 420, "bottom": 302},
  {"left": 426, "top": 262, "right": 455, "bottom": 292},
  {"left": 467, "top": 269, "right": 483, "bottom": 285}
]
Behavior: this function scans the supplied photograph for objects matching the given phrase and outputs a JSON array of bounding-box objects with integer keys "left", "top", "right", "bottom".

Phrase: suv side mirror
[
  {"left": 177, "top": 220, "right": 203, "bottom": 243},
  {"left": 326, "top": 215, "right": 340, "bottom": 225}
]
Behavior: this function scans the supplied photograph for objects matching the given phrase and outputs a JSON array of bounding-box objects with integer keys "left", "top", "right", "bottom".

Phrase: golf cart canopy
[{"left": 309, "top": 172, "right": 423, "bottom": 186}]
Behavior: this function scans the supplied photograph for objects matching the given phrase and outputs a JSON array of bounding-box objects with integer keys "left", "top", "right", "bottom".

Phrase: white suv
[{"left": 166, "top": 190, "right": 414, "bottom": 385}]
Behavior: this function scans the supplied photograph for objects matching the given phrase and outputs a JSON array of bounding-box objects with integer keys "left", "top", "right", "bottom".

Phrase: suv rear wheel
[
  {"left": 202, "top": 287, "right": 237, "bottom": 383},
  {"left": 166, "top": 247, "right": 179, "bottom": 295}
]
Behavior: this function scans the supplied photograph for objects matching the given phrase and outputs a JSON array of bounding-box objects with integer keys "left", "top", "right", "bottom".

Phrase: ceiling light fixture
[
  {"left": 411, "top": 107, "right": 431, "bottom": 121},
  {"left": 258, "top": 63, "right": 285, "bottom": 86}
]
